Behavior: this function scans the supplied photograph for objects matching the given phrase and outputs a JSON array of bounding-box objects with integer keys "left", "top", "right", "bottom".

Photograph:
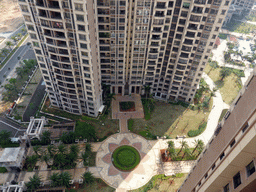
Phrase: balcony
[
  {"left": 187, "top": 24, "right": 198, "bottom": 30},
  {"left": 59, "top": 49, "right": 68, "bottom": 55},
  {"left": 50, "top": 12, "right": 62, "bottom": 19},
  {"left": 155, "top": 11, "right": 165, "bottom": 17},
  {"left": 180, "top": 53, "right": 189, "bottom": 58},
  {"left": 194, "top": 0, "right": 206, "bottom": 4},
  {"left": 99, "top": 32, "right": 110, "bottom": 38},
  {"left": 156, "top": 3, "right": 166, "bottom": 9},
  {"left": 190, "top": 16, "right": 201, "bottom": 22},
  {"left": 48, "top": 1, "right": 60, "bottom": 9},
  {"left": 98, "top": 9, "right": 110, "bottom": 15},
  {"left": 152, "top": 35, "right": 160, "bottom": 40},
  {"left": 192, "top": 7, "right": 203, "bottom": 14},
  {"left": 55, "top": 32, "right": 65, "bottom": 39},
  {"left": 57, "top": 41, "right": 67, "bottom": 47},
  {"left": 186, "top": 32, "right": 195, "bottom": 38},
  {"left": 52, "top": 22, "right": 63, "bottom": 29},
  {"left": 36, "top": 0, "right": 44, "bottom": 6}
]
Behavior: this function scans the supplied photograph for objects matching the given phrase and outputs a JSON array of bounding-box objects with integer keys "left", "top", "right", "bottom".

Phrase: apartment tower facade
[
  {"left": 179, "top": 68, "right": 256, "bottom": 192},
  {"left": 18, "top": 0, "right": 230, "bottom": 117}
]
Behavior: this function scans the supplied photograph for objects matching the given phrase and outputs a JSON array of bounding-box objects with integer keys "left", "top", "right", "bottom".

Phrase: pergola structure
[
  {"left": 0, "top": 181, "right": 24, "bottom": 192},
  {"left": 25, "top": 117, "right": 47, "bottom": 140}
]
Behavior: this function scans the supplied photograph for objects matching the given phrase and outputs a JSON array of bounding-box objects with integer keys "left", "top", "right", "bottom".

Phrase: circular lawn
[{"left": 112, "top": 145, "right": 140, "bottom": 171}]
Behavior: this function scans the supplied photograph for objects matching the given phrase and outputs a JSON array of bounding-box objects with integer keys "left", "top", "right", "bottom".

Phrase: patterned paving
[{"left": 96, "top": 133, "right": 158, "bottom": 190}]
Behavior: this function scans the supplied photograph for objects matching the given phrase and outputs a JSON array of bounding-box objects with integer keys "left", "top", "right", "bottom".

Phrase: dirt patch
[{"left": 0, "top": 0, "right": 23, "bottom": 33}]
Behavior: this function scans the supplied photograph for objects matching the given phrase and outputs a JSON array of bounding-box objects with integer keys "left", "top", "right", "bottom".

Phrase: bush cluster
[
  {"left": 112, "top": 146, "right": 140, "bottom": 171},
  {"left": 188, "top": 122, "right": 207, "bottom": 137},
  {"left": 0, "top": 167, "right": 7, "bottom": 173}
]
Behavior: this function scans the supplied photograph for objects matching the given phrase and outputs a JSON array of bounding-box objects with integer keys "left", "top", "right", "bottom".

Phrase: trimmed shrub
[
  {"left": 188, "top": 122, "right": 207, "bottom": 137},
  {"left": 112, "top": 145, "right": 140, "bottom": 171},
  {"left": 128, "top": 119, "right": 134, "bottom": 131},
  {"left": 0, "top": 167, "right": 7, "bottom": 173}
]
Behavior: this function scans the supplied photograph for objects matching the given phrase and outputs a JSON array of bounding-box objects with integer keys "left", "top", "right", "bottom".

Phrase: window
[
  {"left": 220, "top": 152, "right": 225, "bottom": 160},
  {"left": 78, "top": 25, "right": 85, "bottom": 31},
  {"left": 242, "top": 122, "right": 249, "bottom": 133},
  {"left": 233, "top": 172, "right": 241, "bottom": 189},
  {"left": 30, "top": 33, "right": 37, "bottom": 39},
  {"left": 221, "top": 10, "right": 226, "bottom": 15},
  {"left": 230, "top": 139, "right": 236, "bottom": 147},
  {"left": 79, "top": 34, "right": 86, "bottom": 41},
  {"left": 27, "top": 25, "right": 34, "bottom": 31},
  {"left": 76, "top": 14, "right": 84, "bottom": 21},
  {"left": 80, "top": 43, "right": 87, "bottom": 49},
  {"left": 223, "top": 183, "right": 229, "bottom": 192},
  {"left": 75, "top": 3, "right": 83, "bottom": 11},
  {"left": 212, "top": 164, "right": 215, "bottom": 170},
  {"left": 246, "top": 161, "right": 255, "bottom": 177}
]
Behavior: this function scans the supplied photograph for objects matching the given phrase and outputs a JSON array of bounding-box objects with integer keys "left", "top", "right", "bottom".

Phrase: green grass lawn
[
  {"left": 130, "top": 100, "right": 212, "bottom": 138},
  {"left": 42, "top": 98, "right": 119, "bottom": 140},
  {"left": 112, "top": 146, "right": 140, "bottom": 171},
  {"left": 219, "top": 109, "right": 228, "bottom": 122},
  {"left": 130, "top": 173, "right": 188, "bottom": 192},
  {"left": 76, "top": 178, "right": 115, "bottom": 192},
  {"left": 204, "top": 65, "right": 241, "bottom": 105}
]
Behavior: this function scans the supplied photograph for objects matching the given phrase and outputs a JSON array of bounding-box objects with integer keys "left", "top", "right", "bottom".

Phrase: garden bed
[
  {"left": 119, "top": 101, "right": 135, "bottom": 112},
  {"left": 112, "top": 145, "right": 140, "bottom": 171}
]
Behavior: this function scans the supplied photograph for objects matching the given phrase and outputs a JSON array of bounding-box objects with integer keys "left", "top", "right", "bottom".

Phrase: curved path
[
  {"left": 90, "top": 73, "right": 232, "bottom": 191},
  {"left": 96, "top": 133, "right": 158, "bottom": 191}
]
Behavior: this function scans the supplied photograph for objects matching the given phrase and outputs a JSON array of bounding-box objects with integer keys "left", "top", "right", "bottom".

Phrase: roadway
[{"left": 0, "top": 36, "right": 31, "bottom": 84}]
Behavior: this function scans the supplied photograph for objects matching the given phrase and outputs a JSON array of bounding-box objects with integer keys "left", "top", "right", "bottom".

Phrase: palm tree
[
  {"left": 21, "top": 27, "right": 27, "bottom": 34},
  {"left": 85, "top": 143, "right": 92, "bottom": 153},
  {"left": 11, "top": 36, "right": 18, "bottom": 44},
  {"left": 178, "top": 140, "right": 188, "bottom": 156},
  {"left": 1, "top": 48, "right": 10, "bottom": 57},
  {"left": 82, "top": 151, "right": 90, "bottom": 166},
  {"left": 5, "top": 41, "right": 13, "bottom": 50},
  {"left": 168, "top": 147, "right": 177, "bottom": 160},
  {"left": 192, "top": 139, "right": 204, "bottom": 155},
  {"left": 17, "top": 33, "right": 22, "bottom": 39},
  {"left": 47, "top": 145, "right": 56, "bottom": 157},
  {"left": 59, "top": 172, "right": 71, "bottom": 188},
  {"left": 58, "top": 144, "right": 66, "bottom": 154},
  {"left": 26, "top": 155, "right": 38, "bottom": 169},
  {"left": 33, "top": 146, "right": 42, "bottom": 157},
  {"left": 41, "top": 131, "right": 51, "bottom": 145},
  {"left": 41, "top": 152, "right": 51, "bottom": 167},
  {"left": 220, "top": 67, "right": 231, "bottom": 81},
  {"left": 50, "top": 172, "right": 61, "bottom": 187},
  {"left": 182, "top": 146, "right": 191, "bottom": 159},
  {"left": 83, "top": 171, "right": 95, "bottom": 185},
  {"left": 70, "top": 144, "right": 79, "bottom": 154},
  {"left": 167, "top": 141, "right": 175, "bottom": 149},
  {"left": 0, "top": 130, "right": 11, "bottom": 142},
  {"left": 142, "top": 84, "right": 151, "bottom": 100},
  {"left": 26, "top": 174, "right": 41, "bottom": 192}
]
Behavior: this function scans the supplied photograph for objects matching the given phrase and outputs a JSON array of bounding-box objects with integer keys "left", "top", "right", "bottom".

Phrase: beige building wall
[
  {"left": 19, "top": 0, "right": 231, "bottom": 116},
  {"left": 179, "top": 68, "right": 256, "bottom": 192},
  {"left": 19, "top": 0, "right": 102, "bottom": 117}
]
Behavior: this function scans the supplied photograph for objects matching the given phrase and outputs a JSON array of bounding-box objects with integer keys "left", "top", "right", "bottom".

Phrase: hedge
[
  {"left": 0, "top": 167, "right": 7, "bottom": 173},
  {"left": 112, "top": 145, "right": 140, "bottom": 171},
  {"left": 188, "top": 122, "right": 207, "bottom": 137}
]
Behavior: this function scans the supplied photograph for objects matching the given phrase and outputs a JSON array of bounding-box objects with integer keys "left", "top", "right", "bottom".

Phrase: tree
[
  {"left": 5, "top": 41, "right": 13, "bottom": 50},
  {"left": 142, "top": 84, "right": 151, "bottom": 100},
  {"left": 0, "top": 130, "right": 11, "bottom": 143},
  {"left": 49, "top": 172, "right": 71, "bottom": 188},
  {"left": 182, "top": 146, "right": 191, "bottom": 159},
  {"left": 16, "top": 67, "right": 25, "bottom": 78},
  {"left": 50, "top": 172, "right": 61, "bottom": 187},
  {"left": 17, "top": 33, "right": 22, "bottom": 39},
  {"left": 59, "top": 172, "right": 71, "bottom": 188},
  {"left": 11, "top": 36, "right": 18, "bottom": 44},
  {"left": 58, "top": 144, "right": 66, "bottom": 154},
  {"left": 1, "top": 48, "right": 10, "bottom": 56},
  {"left": 47, "top": 145, "right": 56, "bottom": 158},
  {"left": 26, "top": 174, "right": 41, "bottom": 192},
  {"left": 21, "top": 27, "right": 27, "bottom": 34},
  {"left": 33, "top": 146, "right": 42, "bottom": 157},
  {"left": 168, "top": 147, "right": 177, "bottom": 160},
  {"left": 83, "top": 172, "right": 95, "bottom": 185},
  {"left": 220, "top": 67, "right": 231, "bottom": 81},
  {"left": 192, "top": 139, "right": 204, "bottom": 155},
  {"left": 41, "top": 131, "right": 51, "bottom": 145},
  {"left": 177, "top": 140, "right": 188, "bottom": 156},
  {"left": 41, "top": 152, "right": 51, "bottom": 167},
  {"left": 26, "top": 155, "right": 38, "bottom": 169},
  {"left": 60, "top": 131, "right": 75, "bottom": 144}
]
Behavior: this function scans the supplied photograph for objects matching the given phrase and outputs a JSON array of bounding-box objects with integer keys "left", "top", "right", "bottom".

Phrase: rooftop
[{"left": 0, "top": 147, "right": 22, "bottom": 163}]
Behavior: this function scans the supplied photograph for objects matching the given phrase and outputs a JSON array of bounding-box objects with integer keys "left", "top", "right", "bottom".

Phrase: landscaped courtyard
[
  {"left": 204, "top": 64, "right": 242, "bottom": 104},
  {"left": 128, "top": 100, "right": 212, "bottom": 139}
]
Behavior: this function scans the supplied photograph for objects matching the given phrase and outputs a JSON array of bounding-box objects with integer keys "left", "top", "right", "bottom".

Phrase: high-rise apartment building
[
  {"left": 179, "top": 68, "right": 256, "bottom": 192},
  {"left": 18, "top": 0, "right": 230, "bottom": 117}
]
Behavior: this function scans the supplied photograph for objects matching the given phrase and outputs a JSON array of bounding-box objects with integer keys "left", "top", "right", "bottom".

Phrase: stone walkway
[{"left": 95, "top": 133, "right": 158, "bottom": 191}]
